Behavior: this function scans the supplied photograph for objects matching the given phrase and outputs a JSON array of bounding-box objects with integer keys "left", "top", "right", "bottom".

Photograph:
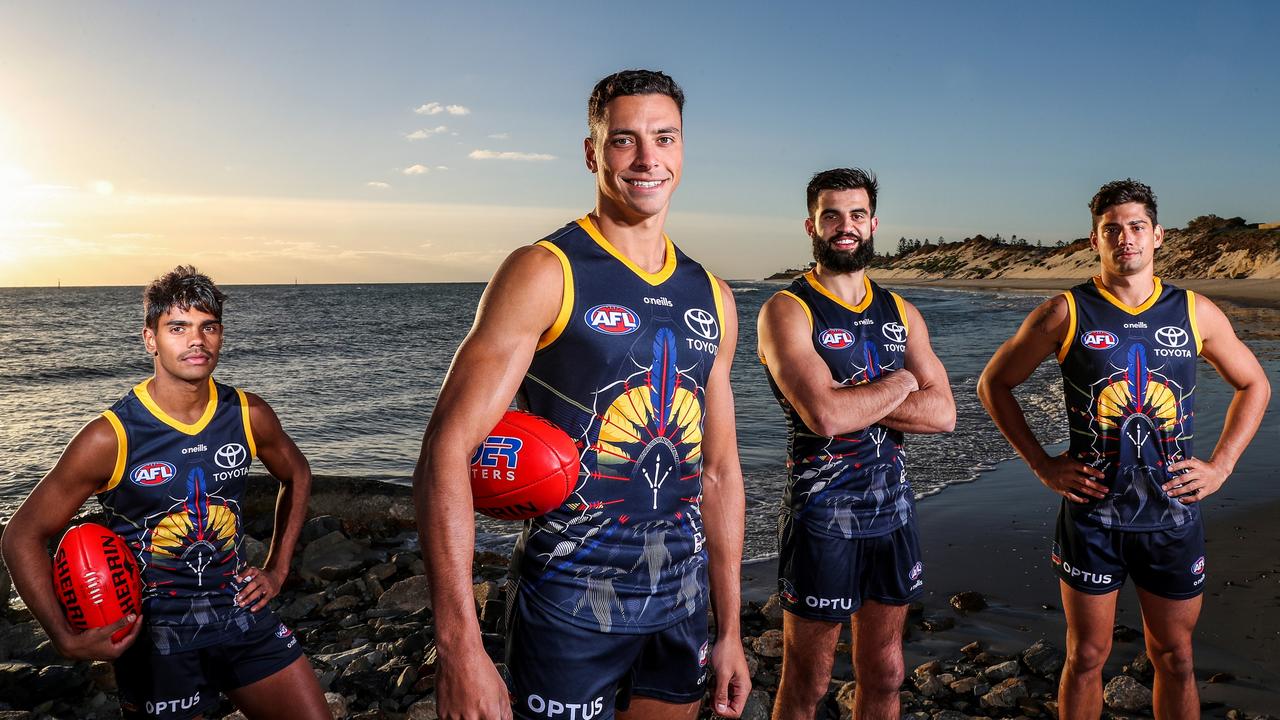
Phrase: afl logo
[
  {"left": 130, "top": 461, "right": 176, "bottom": 487},
  {"left": 909, "top": 561, "right": 923, "bottom": 581},
  {"left": 1191, "top": 556, "right": 1205, "bottom": 575},
  {"left": 1156, "top": 326, "right": 1189, "bottom": 348},
  {"left": 684, "top": 308, "right": 719, "bottom": 340},
  {"left": 585, "top": 304, "right": 640, "bottom": 335},
  {"left": 275, "top": 624, "right": 292, "bottom": 638},
  {"left": 1081, "top": 330, "right": 1118, "bottom": 350},
  {"left": 882, "top": 322, "right": 907, "bottom": 343},
  {"left": 819, "top": 328, "right": 855, "bottom": 349},
  {"left": 215, "top": 443, "right": 247, "bottom": 469}
]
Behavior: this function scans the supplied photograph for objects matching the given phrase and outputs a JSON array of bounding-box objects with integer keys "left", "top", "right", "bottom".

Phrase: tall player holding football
[{"left": 2, "top": 266, "right": 328, "bottom": 720}]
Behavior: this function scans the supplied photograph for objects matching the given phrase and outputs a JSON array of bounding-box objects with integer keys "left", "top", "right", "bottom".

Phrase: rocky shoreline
[{"left": 1, "top": 478, "right": 1277, "bottom": 719}]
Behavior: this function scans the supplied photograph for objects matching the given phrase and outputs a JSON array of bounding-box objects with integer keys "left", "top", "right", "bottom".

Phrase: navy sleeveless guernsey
[
  {"left": 97, "top": 377, "right": 258, "bottom": 654},
  {"left": 764, "top": 271, "right": 913, "bottom": 539},
  {"left": 1059, "top": 277, "right": 1201, "bottom": 531},
  {"left": 512, "top": 216, "right": 724, "bottom": 634}
]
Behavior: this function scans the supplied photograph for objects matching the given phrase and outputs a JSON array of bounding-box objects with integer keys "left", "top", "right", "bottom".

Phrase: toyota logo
[
  {"left": 215, "top": 443, "right": 247, "bottom": 469},
  {"left": 1155, "top": 326, "right": 1189, "bottom": 348},
  {"left": 684, "top": 308, "right": 719, "bottom": 341},
  {"left": 882, "top": 322, "right": 907, "bottom": 343}
]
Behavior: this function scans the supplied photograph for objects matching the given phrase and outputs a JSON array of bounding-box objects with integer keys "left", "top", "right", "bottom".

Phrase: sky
[{"left": 0, "top": 1, "right": 1277, "bottom": 286}]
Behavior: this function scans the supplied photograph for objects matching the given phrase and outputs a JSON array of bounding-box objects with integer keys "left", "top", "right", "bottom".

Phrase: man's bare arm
[
  {"left": 0, "top": 418, "right": 142, "bottom": 660},
  {"left": 1165, "top": 295, "right": 1271, "bottom": 502},
  {"left": 757, "top": 293, "right": 917, "bottom": 438},
  {"left": 234, "top": 395, "right": 312, "bottom": 611},
  {"left": 698, "top": 278, "right": 750, "bottom": 718},
  {"left": 977, "top": 295, "right": 1106, "bottom": 503},
  {"left": 411, "top": 244, "right": 563, "bottom": 720},
  {"left": 879, "top": 300, "right": 955, "bottom": 434}
]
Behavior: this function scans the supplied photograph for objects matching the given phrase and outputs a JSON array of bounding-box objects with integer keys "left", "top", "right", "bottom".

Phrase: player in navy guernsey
[
  {"left": 2, "top": 267, "right": 328, "bottom": 720},
  {"left": 413, "top": 70, "right": 751, "bottom": 720},
  {"left": 758, "top": 169, "right": 955, "bottom": 720},
  {"left": 979, "top": 180, "right": 1270, "bottom": 719}
]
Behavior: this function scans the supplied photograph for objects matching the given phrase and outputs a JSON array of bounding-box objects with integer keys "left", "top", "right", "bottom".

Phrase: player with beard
[{"left": 758, "top": 168, "right": 955, "bottom": 719}]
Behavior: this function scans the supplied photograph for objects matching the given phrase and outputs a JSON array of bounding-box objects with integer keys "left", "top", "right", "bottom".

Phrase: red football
[
  {"left": 470, "top": 409, "right": 579, "bottom": 520},
  {"left": 53, "top": 523, "right": 142, "bottom": 642}
]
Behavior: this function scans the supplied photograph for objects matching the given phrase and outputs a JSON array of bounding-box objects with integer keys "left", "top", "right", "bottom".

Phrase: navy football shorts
[
  {"left": 1053, "top": 507, "right": 1207, "bottom": 599},
  {"left": 115, "top": 611, "right": 304, "bottom": 719},
  {"left": 506, "top": 588, "right": 709, "bottom": 719},
  {"left": 777, "top": 512, "right": 924, "bottom": 622}
]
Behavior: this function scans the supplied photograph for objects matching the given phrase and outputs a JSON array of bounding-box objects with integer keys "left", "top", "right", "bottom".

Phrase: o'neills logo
[
  {"left": 819, "top": 328, "right": 855, "bottom": 349},
  {"left": 1081, "top": 330, "right": 1118, "bottom": 350},
  {"left": 585, "top": 304, "right": 639, "bottom": 335}
]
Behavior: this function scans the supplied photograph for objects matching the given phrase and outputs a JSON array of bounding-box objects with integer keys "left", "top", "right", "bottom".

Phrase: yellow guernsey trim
[
  {"left": 535, "top": 239, "right": 575, "bottom": 351},
  {"left": 762, "top": 290, "right": 814, "bottom": 366},
  {"left": 134, "top": 376, "right": 218, "bottom": 436},
  {"left": 1187, "top": 291, "right": 1204, "bottom": 355},
  {"left": 236, "top": 388, "right": 257, "bottom": 458},
  {"left": 890, "top": 291, "right": 910, "bottom": 336},
  {"left": 706, "top": 270, "right": 726, "bottom": 338},
  {"left": 1057, "top": 291, "right": 1078, "bottom": 364},
  {"left": 803, "top": 271, "right": 874, "bottom": 314},
  {"left": 100, "top": 410, "right": 128, "bottom": 493},
  {"left": 1091, "top": 276, "right": 1163, "bottom": 316},
  {"left": 575, "top": 215, "right": 676, "bottom": 287}
]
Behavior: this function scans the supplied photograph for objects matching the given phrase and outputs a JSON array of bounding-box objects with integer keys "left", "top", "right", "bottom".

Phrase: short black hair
[
  {"left": 1090, "top": 179, "right": 1158, "bottom": 226},
  {"left": 588, "top": 69, "right": 685, "bottom": 141},
  {"left": 807, "top": 168, "right": 879, "bottom": 217},
  {"left": 143, "top": 265, "right": 227, "bottom": 329}
]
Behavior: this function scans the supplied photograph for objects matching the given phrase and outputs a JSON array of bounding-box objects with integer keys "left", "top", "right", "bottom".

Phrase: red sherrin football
[
  {"left": 470, "top": 409, "right": 579, "bottom": 520},
  {"left": 53, "top": 523, "right": 142, "bottom": 642}
]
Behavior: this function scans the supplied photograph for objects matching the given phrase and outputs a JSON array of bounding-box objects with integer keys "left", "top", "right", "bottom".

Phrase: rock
[
  {"left": 366, "top": 562, "right": 397, "bottom": 583},
  {"left": 393, "top": 551, "right": 426, "bottom": 576},
  {"left": 737, "top": 689, "right": 773, "bottom": 720},
  {"left": 761, "top": 594, "right": 786, "bottom": 628},
  {"left": 0, "top": 622, "right": 46, "bottom": 662},
  {"left": 1208, "top": 671, "right": 1235, "bottom": 683},
  {"left": 377, "top": 575, "right": 432, "bottom": 616},
  {"left": 1103, "top": 675, "right": 1152, "bottom": 711},
  {"left": 752, "top": 629, "right": 784, "bottom": 658},
  {"left": 835, "top": 680, "right": 857, "bottom": 712},
  {"left": 980, "top": 677, "right": 1028, "bottom": 708},
  {"left": 325, "top": 692, "right": 350, "bottom": 719},
  {"left": 920, "top": 616, "right": 955, "bottom": 632},
  {"left": 279, "top": 591, "right": 327, "bottom": 622},
  {"left": 322, "top": 595, "right": 362, "bottom": 616},
  {"left": 302, "top": 515, "right": 346, "bottom": 545},
  {"left": 300, "top": 531, "right": 371, "bottom": 584},
  {"left": 405, "top": 696, "right": 438, "bottom": 720},
  {"left": 1124, "top": 650, "right": 1153, "bottom": 682},
  {"left": 315, "top": 642, "right": 373, "bottom": 670},
  {"left": 473, "top": 581, "right": 499, "bottom": 609},
  {"left": 0, "top": 661, "right": 38, "bottom": 703},
  {"left": 914, "top": 660, "right": 942, "bottom": 676},
  {"left": 392, "top": 665, "right": 417, "bottom": 696},
  {"left": 0, "top": 711, "right": 32, "bottom": 719},
  {"left": 961, "top": 641, "right": 983, "bottom": 657},
  {"left": 240, "top": 534, "right": 268, "bottom": 567},
  {"left": 1021, "top": 640, "right": 1065, "bottom": 677},
  {"left": 0, "top": 553, "right": 10, "bottom": 613},
  {"left": 30, "top": 664, "right": 87, "bottom": 702},
  {"left": 88, "top": 661, "right": 116, "bottom": 692},
  {"left": 931, "top": 712, "right": 970, "bottom": 720},
  {"left": 950, "top": 591, "right": 987, "bottom": 613},
  {"left": 1112, "top": 624, "right": 1142, "bottom": 642},
  {"left": 913, "top": 672, "right": 948, "bottom": 699},
  {"left": 949, "top": 676, "right": 988, "bottom": 695},
  {"left": 984, "top": 660, "right": 1021, "bottom": 681}
]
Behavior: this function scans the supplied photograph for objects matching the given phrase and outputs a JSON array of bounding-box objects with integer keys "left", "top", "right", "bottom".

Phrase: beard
[{"left": 811, "top": 230, "right": 876, "bottom": 273}]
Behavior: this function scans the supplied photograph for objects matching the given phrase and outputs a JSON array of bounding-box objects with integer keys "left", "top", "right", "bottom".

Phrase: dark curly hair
[
  {"left": 143, "top": 265, "right": 227, "bottom": 329},
  {"left": 588, "top": 69, "right": 685, "bottom": 141},
  {"left": 1089, "top": 179, "right": 1157, "bottom": 226},
  {"left": 807, "top": 168, "right": 879, "bottom": 217}
]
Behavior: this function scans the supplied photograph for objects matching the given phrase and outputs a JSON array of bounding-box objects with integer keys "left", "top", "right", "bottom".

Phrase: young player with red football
[
  {"left": 413, "top": 70, "right": 752, "bottom": 720},
  {"left": 1, "top": 266, "right": 329, "bottom": 720}
]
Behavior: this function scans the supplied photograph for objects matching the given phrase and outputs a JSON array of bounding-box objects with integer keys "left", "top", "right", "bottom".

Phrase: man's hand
[
  {"left": 1164, "top": 457, "right": 1230, "bottom": 503},
  {"left": 882, "top": 368, "right": 918, "bottom": 394},
  {"left": 234, "top": 566, "right": 284, "bottom": 612},
  {"left": 436, "top": 645, "right": 512, "bottom": 720},
  {"left": 1031, "top": 453, "right": 1107, "bottom": 503},
  {"left": 709, "top": 635, "right": 751, "bottom": 718},
  {"left": 55, "top": 614, "right": 142, "bottom": 661}
]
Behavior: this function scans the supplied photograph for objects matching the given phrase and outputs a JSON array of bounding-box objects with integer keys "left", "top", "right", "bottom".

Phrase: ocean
[{"left": 0, "top": 281, "right": 1114, "bottom": 559}]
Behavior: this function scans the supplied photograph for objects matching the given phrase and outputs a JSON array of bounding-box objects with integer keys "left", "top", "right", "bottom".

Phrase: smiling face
[
  {"left": 1090, "top": 201, "right": 1163, "bottom": 276},
  {"left": 584, "top": 93, "right": 683, "bottom": 223},
  {"left": 806, "top": 188, "right": 879, "bottom": 273},
  {"left": 143, "top": 306, "right": 223, "bottom": 383}
]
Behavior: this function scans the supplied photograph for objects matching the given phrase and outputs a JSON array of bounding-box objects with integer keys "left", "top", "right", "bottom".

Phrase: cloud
[
  {"left": 403, "top": 165, "right": 429, "bottom": 175},
  {"left": 487, "top": 133, "right": 510, "bottom": 140},
  {"left": 415, "top": 102, "right": 471, "bottom": 116},
  {"left": 366, "top": 181, "right": 391, "bottom": 189},
  {"left": 469, "top": 150, "right": 556, "bottom": 161},
  {"left": 91, "top": 180, "right": 115, "bottom": 196},
  {"left": 406, "top": 125, "right": 449, "bottom": 141},
  {"left": 435, "top": 166, "right": 449, "bottom": 171}
]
